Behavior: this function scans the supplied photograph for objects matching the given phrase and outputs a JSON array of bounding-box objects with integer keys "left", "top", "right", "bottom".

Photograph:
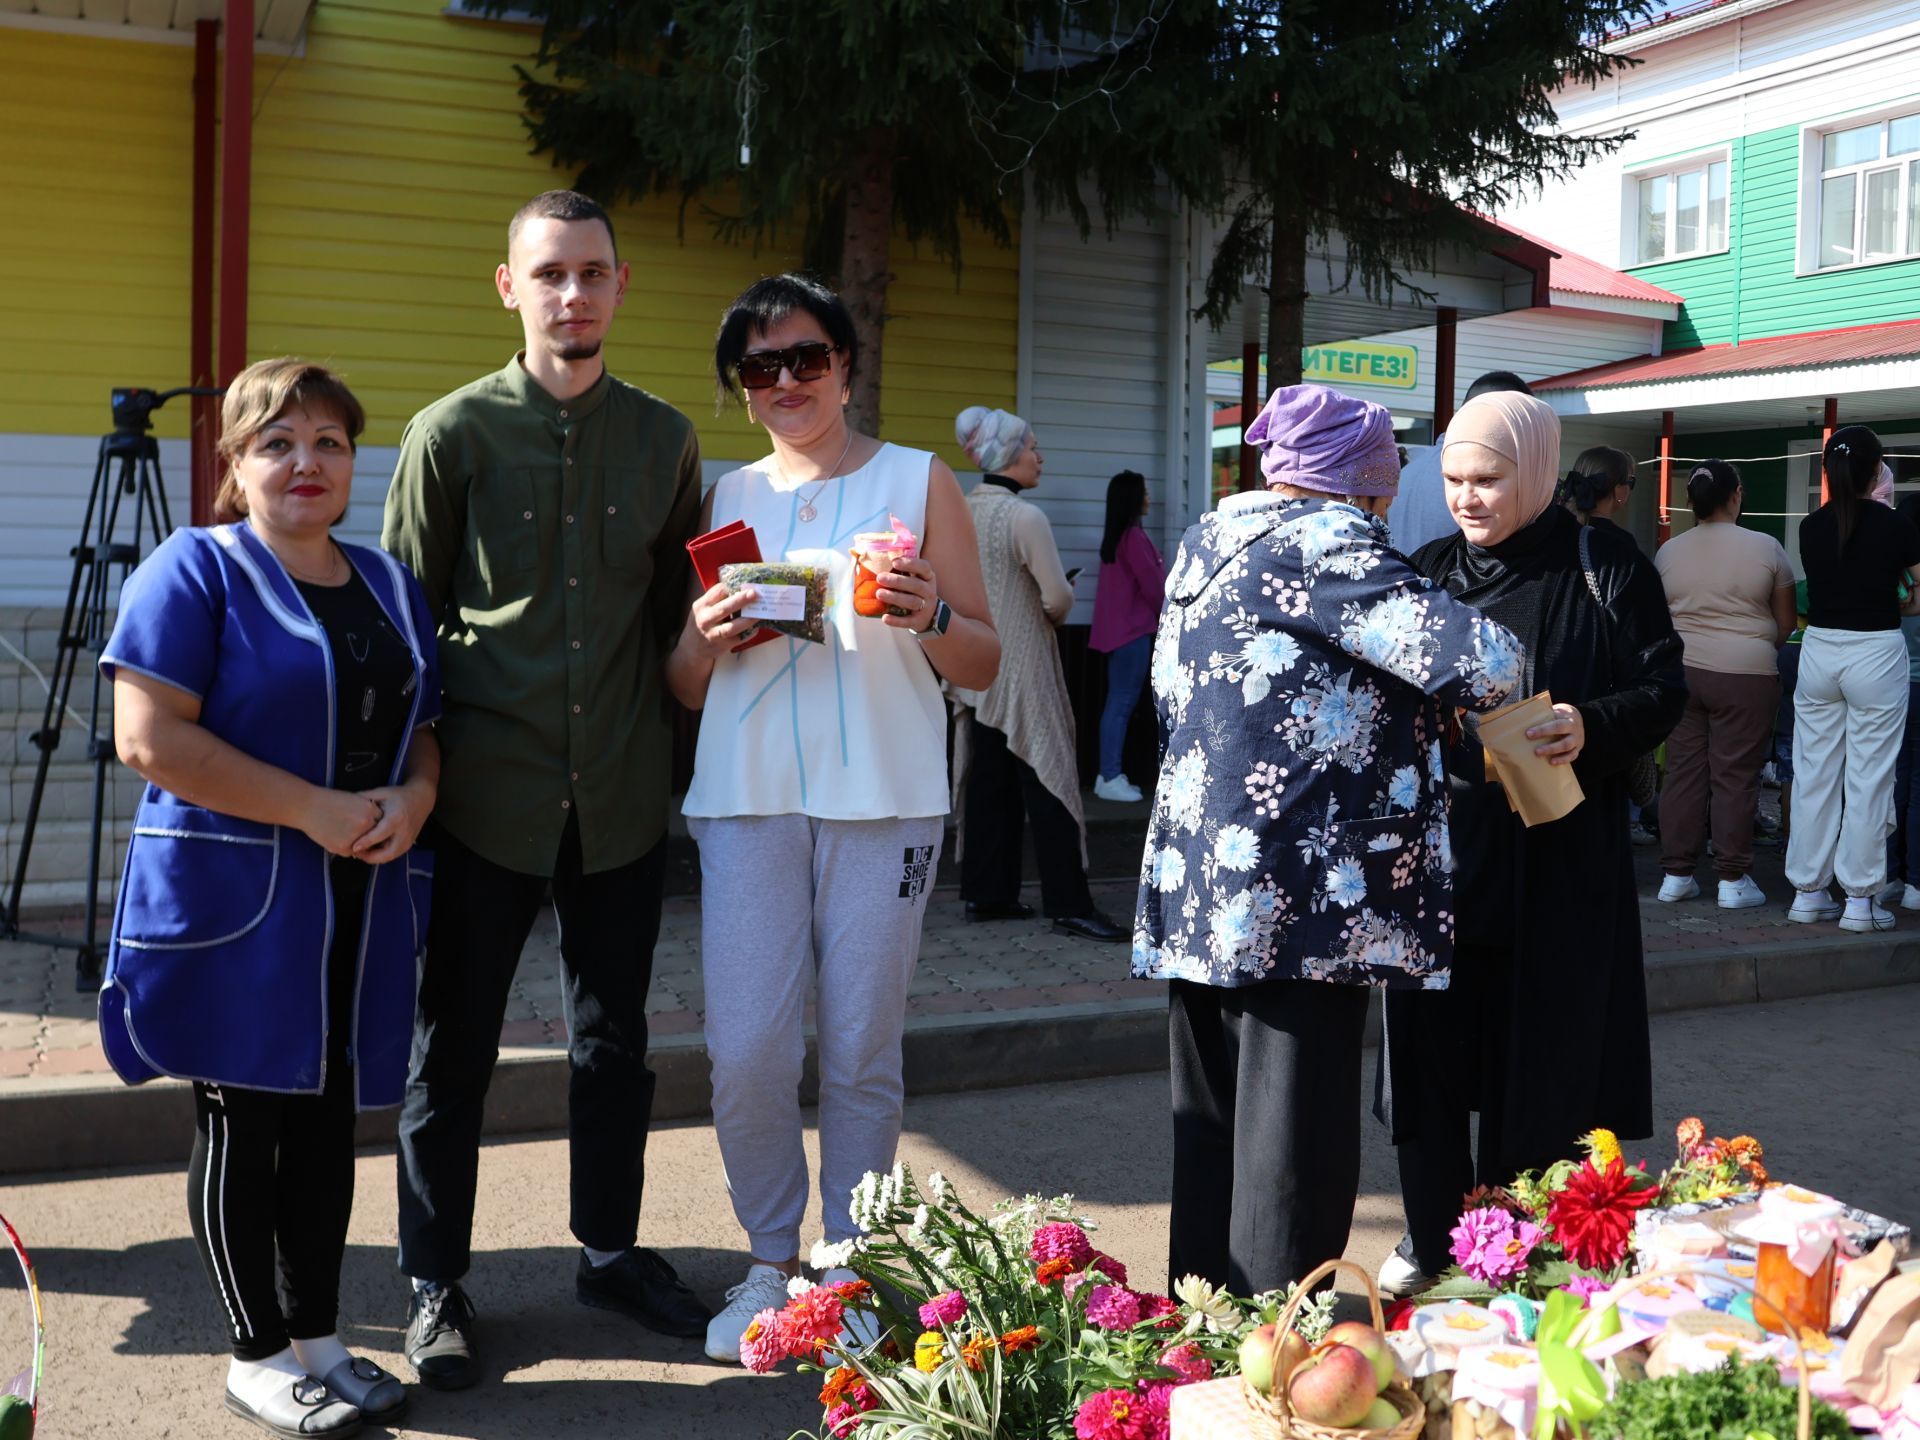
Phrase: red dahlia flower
[{"left": 1547, "top": 1157, "right": 1658, "bottom": 1271}]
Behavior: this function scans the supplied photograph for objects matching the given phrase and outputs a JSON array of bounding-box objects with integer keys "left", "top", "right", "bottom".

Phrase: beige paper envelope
[{"left": 1476, "top": 691, "right": 1585, "bottom": 827}]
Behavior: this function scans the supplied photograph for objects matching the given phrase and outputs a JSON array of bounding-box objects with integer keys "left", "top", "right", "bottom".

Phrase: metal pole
[
  {"left": 218, "top": 0, "right": 255, "bottom": 390},
  {"left": 1658, "top": 410, "right": 1675, "bottom": 544},
  {"left": 191, "top": 18, "right": 219, "bottom": 525},
  {"left": 1821, "top": 396, "right": 1838, "bottom": 504},
  {"left": 1433, "top": 306, "right": 1458, "bottom": 436}
]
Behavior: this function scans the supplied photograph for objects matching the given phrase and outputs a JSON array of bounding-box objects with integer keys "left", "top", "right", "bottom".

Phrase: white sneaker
[
  {"left": 1717, "top": 875, "right": 1766, "bottom": 910},
  {"left": 819, "top": 1267, "right": 882, "bottom": 1352},
  {"left": 1876, "top": 879, "right": 1905, "bottom": 909},
  {"left": 1787, "top": 889, "right": 1841, "bottom": 923},
  {"left": 1902, "top": 884, "right": 1920, "bottom": 912},
  {"left": 1094, "top": 774, "right": 1145, "bottom": 803},
  {"left": 1657, "top": 874, "right": 1700, "bottom": 903},
  {"left": 1840, "top": 897, "right": 1897, "bottom": 933},
  {"left": 1375, "top": 1249, "right": 1437, "bottom": 1299},
  {"left": 706, "top": 1263, "right": 793, "bottom": 1363}
]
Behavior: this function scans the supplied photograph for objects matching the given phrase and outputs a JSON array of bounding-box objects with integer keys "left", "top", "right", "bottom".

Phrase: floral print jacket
[{"left": 1131, "top": 494, "right": 1525, "bottom": 990}]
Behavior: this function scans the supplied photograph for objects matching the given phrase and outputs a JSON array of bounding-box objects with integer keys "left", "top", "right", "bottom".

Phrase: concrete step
[
  {"left": 4, "top": 760, "right": 145, "bottom": 826},
  {"left": 1, "top": 815, "right": 133, "bottom": 917}
]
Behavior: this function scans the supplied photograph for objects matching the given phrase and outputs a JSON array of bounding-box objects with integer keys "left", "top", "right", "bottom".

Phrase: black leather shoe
[
  {"left": 965, "top": 900, "right": 1035, "bottom": 922},
  {"left": 404, "top": 1281, "right": 479, "bottom": 1391},
  {"left": 1052, "top": 911, "right": 1128, "bottom": 943},
  {"left": 576, "top": 1247, "right": 712, "bottom": 1339}
]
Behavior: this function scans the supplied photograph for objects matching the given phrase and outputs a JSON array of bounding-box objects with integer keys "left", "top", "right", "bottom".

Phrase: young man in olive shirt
[{"left": 382, "top": 191, "right": 708, "bottom": 1388}]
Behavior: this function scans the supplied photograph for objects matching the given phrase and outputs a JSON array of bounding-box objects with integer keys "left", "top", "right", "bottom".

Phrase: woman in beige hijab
[{"left": 1374, "top": 389, "right": 1688, "bottom": 1297}]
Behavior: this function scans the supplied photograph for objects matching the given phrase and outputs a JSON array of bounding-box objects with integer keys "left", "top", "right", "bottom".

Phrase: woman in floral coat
[{"left": 1135, "top": 385, "right": 1527, "bottom": 1296}]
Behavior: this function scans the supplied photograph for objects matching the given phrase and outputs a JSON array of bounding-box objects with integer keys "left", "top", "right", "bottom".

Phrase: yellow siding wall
[{"left": 0, "top": 1, "right": 1016, "bottom": 467}]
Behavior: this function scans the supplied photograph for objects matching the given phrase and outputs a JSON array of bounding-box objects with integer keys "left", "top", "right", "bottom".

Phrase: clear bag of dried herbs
[{"left": 718, "top": 562, "right": 829, "bottom": 645}]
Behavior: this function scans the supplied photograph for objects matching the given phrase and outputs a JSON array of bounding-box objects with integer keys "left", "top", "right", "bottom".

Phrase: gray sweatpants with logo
[{"left": 688, "top": 813, "right": 943, "bottom": 1260}]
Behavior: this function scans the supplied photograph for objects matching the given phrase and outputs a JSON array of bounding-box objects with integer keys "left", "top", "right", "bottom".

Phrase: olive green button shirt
[{"left": 382, "top": 355, "right": 701, "bottom": 875}]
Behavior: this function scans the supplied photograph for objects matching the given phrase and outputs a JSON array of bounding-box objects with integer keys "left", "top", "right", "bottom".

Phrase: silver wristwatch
[{"left": 916, "top": 597, "right": 953, "bottom": 640}]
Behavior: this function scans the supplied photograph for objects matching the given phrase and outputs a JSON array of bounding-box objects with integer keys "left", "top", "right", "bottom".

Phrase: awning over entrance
[{"left": 0, "top": 0, "right": 311, "bottom": 48}]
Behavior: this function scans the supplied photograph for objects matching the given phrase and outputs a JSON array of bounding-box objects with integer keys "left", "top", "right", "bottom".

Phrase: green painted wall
[
  {"left": 1665, "top": 417, "right": 1920, "bottom": 547},
  {"left": 1625, "top": 115, "right": 1920, "bottom": 349}
]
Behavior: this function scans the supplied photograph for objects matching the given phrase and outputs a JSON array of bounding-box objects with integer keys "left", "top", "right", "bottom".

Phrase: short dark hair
[
  {"left": 713, "top": 273, "right": 859, "bottom": 409},
  {"left": 1685, "top": 458, "right": 1741, "bottom": 520},
  {"left": 508, "top": 189, "right": 616, "bottom": 258},
  {"left": 1465, "top": 370, "right": 1533, "bottom": 402}
]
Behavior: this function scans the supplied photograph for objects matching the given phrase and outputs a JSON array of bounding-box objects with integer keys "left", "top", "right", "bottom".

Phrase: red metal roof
[
  {"left": 1535, "top": 319, "right": 1920, "bottom": 392},
  {"left": 1478, "top": 218, "right": 1684, "bottom": 306}
]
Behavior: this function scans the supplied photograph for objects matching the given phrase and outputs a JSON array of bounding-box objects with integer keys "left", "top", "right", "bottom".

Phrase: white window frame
[
  {"left": 1621, "top": 148, "right": 1732, "bottom": 267},
  {"left": 1797, "top": 106, "right": 1920, "bottom": 276}
]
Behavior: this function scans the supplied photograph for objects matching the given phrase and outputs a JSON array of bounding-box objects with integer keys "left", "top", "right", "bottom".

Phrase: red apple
[
  {"left": 1324, "top": 1320, "right": 1397, "bottom": 1392},
  {"left": 1288, "top": 1343, "right": 1379, "bottom": 1427},
  {"left": 1237, "top": 1322, "right": 1311, "bottom": 1396}
]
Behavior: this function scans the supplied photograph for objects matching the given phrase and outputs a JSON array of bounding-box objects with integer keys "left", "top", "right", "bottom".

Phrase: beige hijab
[{"left": 1443, "top": 391, "right": 1563, "bottom": 530}]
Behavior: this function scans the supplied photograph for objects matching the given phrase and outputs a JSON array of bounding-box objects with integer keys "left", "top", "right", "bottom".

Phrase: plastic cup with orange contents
[{"left": 850, "top": 516, "right": 920, "bottom": 618}]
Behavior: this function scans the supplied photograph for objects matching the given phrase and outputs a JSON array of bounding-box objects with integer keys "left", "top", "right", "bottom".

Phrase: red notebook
[{"left": 686, "top": 520, "right": 780, "bottom": 652}]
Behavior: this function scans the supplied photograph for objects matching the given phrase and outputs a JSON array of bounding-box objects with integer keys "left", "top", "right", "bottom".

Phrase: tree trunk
[
  {"left": 1265, "top": 201, "right": 1309, "bottom": 398},
  {"left": 839, "top": 127, "right": 896, "bottom": 437}
]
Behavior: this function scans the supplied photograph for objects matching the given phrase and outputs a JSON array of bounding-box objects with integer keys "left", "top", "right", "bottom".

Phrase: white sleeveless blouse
[{"left": 681, "top": 443, "right": 950, "bottom": 821}]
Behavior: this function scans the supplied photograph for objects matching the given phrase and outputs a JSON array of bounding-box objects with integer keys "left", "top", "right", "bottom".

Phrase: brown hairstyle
[
  {"left": 213, "top": 358, "right": 366, "bottom": 523},
  {"left": 508, "top": 189, "right": 617, "bottom": 259}
]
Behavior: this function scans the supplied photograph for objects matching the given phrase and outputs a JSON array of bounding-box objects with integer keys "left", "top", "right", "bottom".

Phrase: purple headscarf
[{"left": 1243, "top": 383, "right": 1400, "bottom": 497}]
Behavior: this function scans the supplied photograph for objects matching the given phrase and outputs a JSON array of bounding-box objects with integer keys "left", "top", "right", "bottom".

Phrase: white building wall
[{"left": 1018, "top": 201, "right": 1190, "bottom": 624}]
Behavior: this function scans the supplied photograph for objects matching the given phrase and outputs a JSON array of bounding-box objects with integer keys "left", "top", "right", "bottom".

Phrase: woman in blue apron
[{"left": 100, "top": 358, "right": 442, "bottom": 1440}]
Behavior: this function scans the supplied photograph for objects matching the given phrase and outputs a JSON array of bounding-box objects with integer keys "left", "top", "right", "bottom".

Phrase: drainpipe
[
  {"left": 1238, "top": 298, "right": 1261, "bottom": 493},
  {"left": 190, "top": 18, "right": 218, "bottom": 524},
  {"left": 217, "top": 0, "right": 255, "bottom": 394},
  {"left": 1821, "top": 396, "right": 1838, "bottom": 504},
  {"left": 1658, "top": 411, "right": 1675, "bottom": 545},
  {"left": 1433, "top": 307, "right": 1458, "bottom": 437}
]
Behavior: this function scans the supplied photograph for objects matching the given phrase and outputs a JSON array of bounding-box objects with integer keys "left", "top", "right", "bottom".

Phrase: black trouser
[
  {"left": 1390, "top": 942, "right": 1565, "bottom": 1274},
  {"left": 186, "top": 862, "right": 364, "bottom": 1361},
  {"left": 960, "top": 718, "right": 1095, "bottom": 918},
  {"left": 396, "top": 816, "right": 665, "bottom": 1281},
  {"left": 1167, "top": 977, "right": 1371, "bottom": 1297}
]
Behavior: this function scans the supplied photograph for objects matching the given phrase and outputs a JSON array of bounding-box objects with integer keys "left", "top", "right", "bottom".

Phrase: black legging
[
  {"left": 185, "top": 862, "right": 363, "bottom": 1361},
  {"left": 960, "top": 718, "right": 1095, "bottom": 918}
]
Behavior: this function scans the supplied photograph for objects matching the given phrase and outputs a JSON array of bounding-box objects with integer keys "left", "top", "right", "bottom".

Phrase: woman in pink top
[
  {"left": 1654, "top": 460, "right": 1798, "bottom": 911},
  {"left": 1089, "top": 469, "right": 1166, "bottom": 801}
]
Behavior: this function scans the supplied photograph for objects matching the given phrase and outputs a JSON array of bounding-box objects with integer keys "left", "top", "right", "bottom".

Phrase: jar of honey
[{"left": 1737, "top": 1188, "right": 1845, "bottom": 1337}]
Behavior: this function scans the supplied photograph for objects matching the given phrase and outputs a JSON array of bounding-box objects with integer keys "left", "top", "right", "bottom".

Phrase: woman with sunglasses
[{"left": 668, "top": 273, "right": 998, "bottom": 1363}]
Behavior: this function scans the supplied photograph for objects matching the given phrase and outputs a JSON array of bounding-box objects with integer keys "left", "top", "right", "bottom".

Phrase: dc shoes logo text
[{"left": 899, "top": 845, "right": 934, "bottom": 899}]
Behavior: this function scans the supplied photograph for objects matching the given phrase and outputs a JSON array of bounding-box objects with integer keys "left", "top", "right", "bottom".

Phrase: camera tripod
[{"left": 2, "top": 385, "right": 221, "bottom": 991}]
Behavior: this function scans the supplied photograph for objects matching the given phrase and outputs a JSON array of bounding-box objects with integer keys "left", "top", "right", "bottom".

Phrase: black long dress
[{"left": 1375, "top": 504, "right": 1686, "bottom": 1265}]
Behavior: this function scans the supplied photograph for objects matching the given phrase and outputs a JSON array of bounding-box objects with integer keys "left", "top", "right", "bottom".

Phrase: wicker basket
[{"left": 1242, "top": 1259, "right": 1426, "bottom": 1440}]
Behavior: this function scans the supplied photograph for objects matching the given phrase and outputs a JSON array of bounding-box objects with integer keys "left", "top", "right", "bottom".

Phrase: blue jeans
[
  {"left": 1889, "top": 680, "right": 1920, "bottom": 888},
  {"left": 1098, "top": 634, "right": 1153, "bottom": 781}
]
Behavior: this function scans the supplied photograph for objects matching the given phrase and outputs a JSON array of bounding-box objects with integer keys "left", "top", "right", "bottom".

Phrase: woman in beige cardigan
[{"left": 950, "top": 406, "right": 1126, "bottom": 941}]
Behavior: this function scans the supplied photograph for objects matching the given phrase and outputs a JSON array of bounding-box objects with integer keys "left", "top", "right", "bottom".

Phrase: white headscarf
[{"left": 955, "top": 406, "right": 1032, "bottom": 474}]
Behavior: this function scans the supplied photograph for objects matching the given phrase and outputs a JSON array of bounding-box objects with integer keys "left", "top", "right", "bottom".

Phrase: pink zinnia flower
[
  {"left": 1032, "top": 1221, "right": 1095, "bottom": 1268},
  {"left": 918, "top": 1290, "right": 969, "bottom": 1329},
  {"left": 825, "top": 1402, "right": 862, "bottom": 1437},
  {"left": 1074, "top": 1386, "right": 1154, "bottom": 1440},
  {"left": 1448, "top": 1206, "right": 1544, "bottom": 1286},
  {"left": 1091, "top": 1252, "right": 1130, "bottom": 1285},
  {"left": 1138, "top": 1293, "right": 1180, "bottom": 1328},
  {"left": 1085, "top": 1284, "right": 1144, "bottom": 1330},
  {"left": 1135, "top": 1381, "right": 1176, "bottom": 1440},
  {"left": 1159, "top": 1342, "right": 1212, "bottom": 1383},
  {"left": 1561, "top": 1273, "right": 1610, "bottom": 1307},
  {"left": 739, "top": 1309, "right": 788, "bottom": 1372}
]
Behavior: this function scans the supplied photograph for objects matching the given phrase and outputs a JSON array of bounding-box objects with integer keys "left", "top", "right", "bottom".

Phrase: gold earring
[{"left": 746, "top": 398, "right": 757, "bottom": 425}]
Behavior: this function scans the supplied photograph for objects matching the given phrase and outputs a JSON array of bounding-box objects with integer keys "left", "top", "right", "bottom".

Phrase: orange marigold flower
[
  {"left": 1000, "top": 1325, "right": 1041, "bottom": 1354},
  {"left": 1676, "top": 1117, "right": 1705, "bottom": 1152},
  {"left": 819, "top": 1366, "right": 856, "bottom": 1408},
  {"left": 1035, "top": 1258, "right": 1075, "bottom": 1285},
  {"left": 830, "top": 1278, "right": 874, "bottom": 1302},
  {"left": 961, "top": 1335, "right": 994, "bottom": 1372},
  {"left": 1727, "top": 1135, "right": 1764, "bottom": 1163},
  {"left": 1747, "top": 1159, "right": 1772, "bottom": 1187}
]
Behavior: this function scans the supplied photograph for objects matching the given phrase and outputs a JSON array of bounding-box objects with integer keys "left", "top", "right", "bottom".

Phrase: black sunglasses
[{"left": 736, "top": 341, "right": 836, "bottom": 390}]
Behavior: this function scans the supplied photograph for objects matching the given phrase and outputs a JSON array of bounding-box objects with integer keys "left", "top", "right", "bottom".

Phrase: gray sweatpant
[{"left": 688, "top": 813, "right": 943, "bottom": 1260}]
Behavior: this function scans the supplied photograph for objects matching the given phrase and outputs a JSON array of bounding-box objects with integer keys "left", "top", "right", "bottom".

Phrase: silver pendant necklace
[{"left": 785, "top": 428, "right": 856, "bottom": 523}]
